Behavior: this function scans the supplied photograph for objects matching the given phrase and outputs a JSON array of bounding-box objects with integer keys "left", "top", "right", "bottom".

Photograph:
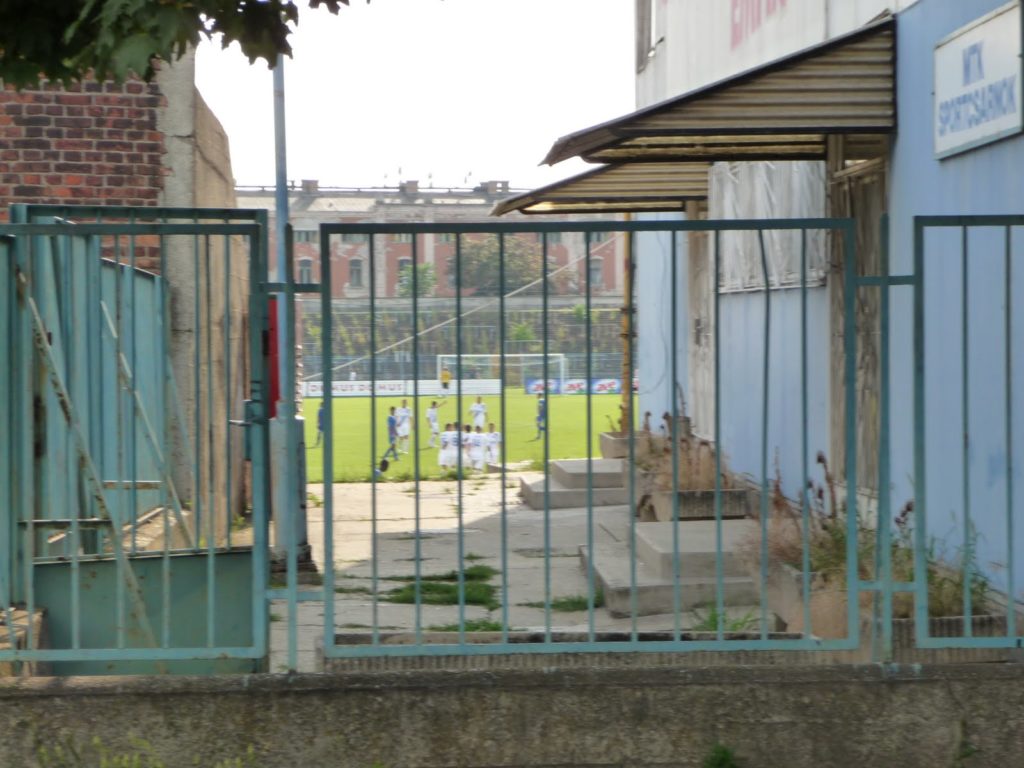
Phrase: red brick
[
  {"left": 56, "top": 94, "right": 90, "bottom": 106},
  {"left": 55, "top": 139, "right": 90, "bottom": 151}
]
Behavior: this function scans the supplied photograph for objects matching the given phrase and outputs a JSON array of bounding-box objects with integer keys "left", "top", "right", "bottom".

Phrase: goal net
[{"left": 436, "top": 353, "right": 566, "bottom": 390}]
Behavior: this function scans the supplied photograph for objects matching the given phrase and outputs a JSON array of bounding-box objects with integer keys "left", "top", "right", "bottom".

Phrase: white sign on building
[{"left": 934, "top": 1, "right": 1023, "bottom": 159}]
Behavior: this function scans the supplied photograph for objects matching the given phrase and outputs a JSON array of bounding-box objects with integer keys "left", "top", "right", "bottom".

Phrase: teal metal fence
[
  {"left": 907, "top": 215, "right": 1024, "bottom": 652},
  {"left": 274, "top": 217, "right": 903, "bottom": 663},
  {"left": 4, "top": 208, "right": 1019, "bottom": 674},
  {"left": 0, "top": 206, "right": 271, "bottom": 674}
]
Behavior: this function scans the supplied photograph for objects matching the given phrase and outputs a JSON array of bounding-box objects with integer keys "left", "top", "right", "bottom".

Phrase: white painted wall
[{"left": 637, "top": 0, "right": 921, "bottom": 108}]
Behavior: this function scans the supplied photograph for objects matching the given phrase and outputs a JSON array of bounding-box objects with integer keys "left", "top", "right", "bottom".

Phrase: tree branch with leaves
[{"left": 0, "top": 0, "right": 364, "bottom": 87}]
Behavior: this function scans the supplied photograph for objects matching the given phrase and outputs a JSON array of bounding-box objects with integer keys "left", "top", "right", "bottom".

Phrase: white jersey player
[
  {"left": 486, "top": 422, "right": 502, "bottom": 465},
  {"left": 469, "top": 426, "right": 487, "bottom": 471},
  {"left": 395, "top": 398, "right": 411, "bottom": 452},
  {"left": 438, "top": 422, "right": 455, "bottom": 468},
  {"left": 425, "top": 400, "right": 442, "bottom": 448},
  {"left": 469, "top": 396, "right": 487, "bottom": 429}
]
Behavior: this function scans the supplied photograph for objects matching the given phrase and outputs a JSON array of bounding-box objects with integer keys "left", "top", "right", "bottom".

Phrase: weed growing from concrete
[
  {"left": 702, "top": 743, "right": 741, "bottom": 768},
  {"left": 519, "top": 592, "right": 605, "bottom": 612},
  {"left": 382, "top": 564, "right": 502, "bottom": 610},
  {"left": 334, "top": 585, "right": 374, "bottom": 595},
  {"left": 426, "top": 618, "right": 506, "bottom": 632},
  {"left": 690, "top": 605, "right": 757, "bottom": 633},
  {"left": 384, "top": 580, "right": 500, "bottom": 610}
]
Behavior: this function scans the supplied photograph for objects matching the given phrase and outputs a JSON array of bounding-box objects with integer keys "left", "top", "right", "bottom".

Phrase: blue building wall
[
  {"left": 635, "top": 213, "right": 832, "bottom": 500},
  {"left": 718, "top": 286, "right": 832, "bottom": 500},
  {"left": 888, "top": 0, "right": 1024, "bottom": 597},
  {"left": 636, "top": 215, "right": 689, "bottom": 429}
]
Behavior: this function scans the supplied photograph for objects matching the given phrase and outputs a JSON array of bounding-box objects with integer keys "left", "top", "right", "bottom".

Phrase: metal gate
[{"left": 0, "top": 205, "right": 270, "bottom": 674}]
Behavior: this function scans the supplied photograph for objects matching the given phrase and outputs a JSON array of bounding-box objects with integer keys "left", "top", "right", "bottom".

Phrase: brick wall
[{"left": 0, "top": 80, "right": 167, "bottom": 220}]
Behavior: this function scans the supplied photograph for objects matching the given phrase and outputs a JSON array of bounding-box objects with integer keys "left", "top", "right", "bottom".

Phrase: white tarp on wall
[{"left": 709, "top": 161, "right": 828, "bottom": 291}]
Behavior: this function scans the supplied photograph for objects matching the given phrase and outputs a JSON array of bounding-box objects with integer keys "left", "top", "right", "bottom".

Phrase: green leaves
[{"left": 0, "top": 0, "right": 361, "bottom": 88}]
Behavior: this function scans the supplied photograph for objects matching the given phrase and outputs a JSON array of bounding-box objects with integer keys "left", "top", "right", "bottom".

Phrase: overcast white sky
[{"left": 194, "top": 0, "right": 635, "bottom": 191}]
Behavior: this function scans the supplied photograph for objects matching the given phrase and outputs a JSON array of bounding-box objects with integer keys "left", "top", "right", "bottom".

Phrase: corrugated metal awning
[
  {"left": 543, "top": 16, "right": 895, "bottom": 166},
  {"left": 491, "top": 162, "right": 709, "bottom": 216}
]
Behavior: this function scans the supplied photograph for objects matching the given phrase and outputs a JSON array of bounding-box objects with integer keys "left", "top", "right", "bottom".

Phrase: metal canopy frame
[
  {"left": 490, "top": 162, "right": 710, "bottom": 216},
  {"left": 543, "top": 15, "right": 895, "bottom": 166}
]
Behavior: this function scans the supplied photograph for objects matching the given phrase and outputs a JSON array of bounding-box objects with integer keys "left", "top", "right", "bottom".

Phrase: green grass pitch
[{"left": 301, "top": 389, "right": 624, "bottom": 482}]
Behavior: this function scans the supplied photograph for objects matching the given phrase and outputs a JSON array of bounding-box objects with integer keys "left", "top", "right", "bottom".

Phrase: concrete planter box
[
  {"left": 599, "top": 432, "right": 628, "bottom": 459},
  {"left": 650, "top": 489, "right": 750, "bottom": 522}
]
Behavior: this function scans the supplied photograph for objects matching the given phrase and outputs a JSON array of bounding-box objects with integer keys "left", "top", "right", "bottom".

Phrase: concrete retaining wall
[{"left": 2, "top": 663, "right": 1023, "bottom": 767}]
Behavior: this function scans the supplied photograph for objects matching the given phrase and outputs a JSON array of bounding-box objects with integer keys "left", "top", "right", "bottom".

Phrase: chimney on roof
[
  {"left": 301, "top": 179, "right": 319, "bottom": 194},
  {"left": 484, "top": 180, "right": 509, "bottom": 196},
  {"left": 400, "top": 180, "right": 419, "bottom": 196}
]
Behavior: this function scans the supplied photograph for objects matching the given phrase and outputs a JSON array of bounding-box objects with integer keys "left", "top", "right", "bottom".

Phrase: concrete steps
[
  {"left": 520, "top": 458, "right": 628, "bottom": 510},
  {"left": 579, "top": 520, "right": 759, "bottom": 617}
]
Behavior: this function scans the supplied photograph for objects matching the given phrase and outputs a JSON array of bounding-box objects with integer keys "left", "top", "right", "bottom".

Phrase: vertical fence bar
[
  {"left": 128, "top": 214, "right": 138, "bottom": 554},
  {"left": 89, "top": 233, "right": 103, "bottom": 558},
  {"left": 877, "top": 215, "right": 893, "bottom": 661},
  {"left": 224, "top": 229, "right": 233, "bottom": 551},
  {"left": 913, "top": 219, "right": 930, "bottom": 641},
  {"left": 370, "top": 235, "right": 379, "bottom": 645},
  {"left": 158, "top": 230, "right": 171, "bottom": 648},
  {"left": 9, "top": 207, "right": 29, "bottom": 638},
  {"left": 205, "top": 234, "right": 217, "bottom": 648},
  {"left": 412, "top": 236, "right": 429, "bottom": 639},
  {"left": 671, "top": 228, "right": 681, "bottom": 641},
  {"left": 843, "top": 223, "right": 860, "bottom": 643},
  {"left": 2, "top": 233, "right": 13, "bottom": 655},
  {"left": 542, "top": 232, "right": 551, "bottom": 642},
  {"left": 757, "top": 230, "right": 770, "bottom": 639},
  {"left": 585, "top": 232, "right": 596, "bottom": 640},
  {"left": 627, "top": 230, "right": 637, "bottom": 641},
  {"left": 250, "top": 222, "right": 270, "bottom": 661},
  {"left": 454, "top": 233, "right": 464, "bottom": 642},
  {"left": 0, "top": 233, "right": 15, "bottom": 657},
  {"left": 63, "top": 234, "right": 81, "bottom": 649},
  {"left": 283, "top": 225, "right": 299, "bottom": 672},
  {"left": 1005, "top": 225, "right": 1016, "bottom": 640},
  {"left": 800, "top": 230, "right": 812, "bottom": 637},
  {"left": 960, "top": 226, "right": 973, "bottom": 633},
  {"left": 113, "top": 234, "right": 126, "bottom": 647},
  {"left": 321, "top": 229, "right": 335, "bottom": 655},
  {"left": 714, "top": 230, "right": 725, "bottom": 639},
  {"left": 193, "top": 227, "right": 203, "bottom": 551},
  {"left": 159, "top": 214, "right": 171, "bottom": 551},
  {"left": 499, "top": 233, "right": 509, "bottom": 642}
]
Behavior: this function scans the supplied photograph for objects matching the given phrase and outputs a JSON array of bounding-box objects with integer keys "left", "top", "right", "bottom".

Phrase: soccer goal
[{"left": 436, "top": 353, "right": 566, "bottom": 389}]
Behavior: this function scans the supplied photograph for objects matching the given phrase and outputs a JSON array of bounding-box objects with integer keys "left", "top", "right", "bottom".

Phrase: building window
[
  {"left": 298, "top": 259, "right": 313, "bottom": 284},
  {"left": 397, "top": 258, "right": 412, "bottom": 273},
  {"left": 350, "top": 259, "right": 364, "bottom": 288},
  {"left": 590, "top": 231, "right": 609, "bottom": 244},
  {"left": 436, "top": 233, "right": 454, "bottom": 243},
  {"left": 538, "top": 232, "right": 562, "bottom": 245},
  {"left": 341, "top": 233, "right": 368, "bottom": 244},
  {"left": 295, "top": 230, "right": 318, "bottom": 244},
  {"left": 588, "top": 256, "right": 603, "bottom": 288},
  {"left": 393, "top": 233, "right": 413, "bottom": 244}
]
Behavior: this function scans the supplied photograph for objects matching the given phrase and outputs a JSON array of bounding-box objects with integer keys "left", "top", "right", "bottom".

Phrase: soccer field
[{"left": 301, "top": 389, "right": 625, "bottom": 482}]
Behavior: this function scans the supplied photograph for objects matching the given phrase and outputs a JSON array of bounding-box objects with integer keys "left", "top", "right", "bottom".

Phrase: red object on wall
[{"left": 268, "top": 296, "right": 280, "bottom": 418}]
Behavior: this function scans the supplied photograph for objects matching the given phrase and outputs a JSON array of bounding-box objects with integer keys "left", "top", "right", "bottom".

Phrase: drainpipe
[
  {"left": 620, "top": 213, "right": 634, "bottom": 432},
  {"left": 271, "top": 56, "right": 310, "bottom": 570}
]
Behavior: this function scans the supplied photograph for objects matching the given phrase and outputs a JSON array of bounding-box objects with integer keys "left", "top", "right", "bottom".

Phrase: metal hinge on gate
[{"left": 229, "top": 399, "right": 260, "bottom": 461}]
